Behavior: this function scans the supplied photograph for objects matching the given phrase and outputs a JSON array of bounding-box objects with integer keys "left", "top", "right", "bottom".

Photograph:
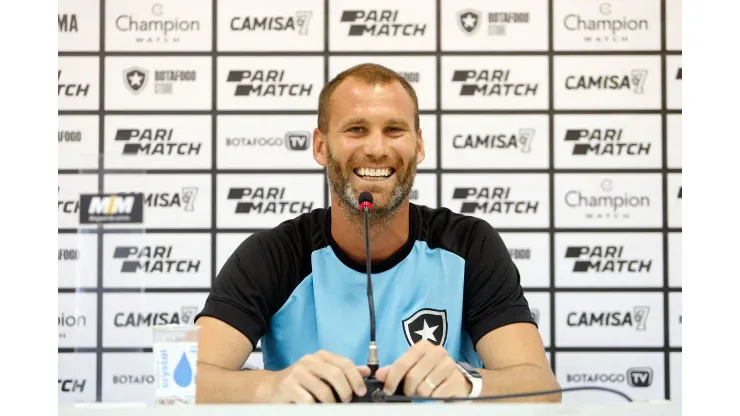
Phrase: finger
[
  {"left": 356, "top": 365, "right": 372, "bottom": 379},
  {"left": 383, "top": 342, "right": 431, "bottom": 395},
  {"left": 326, "top": 354, "right": 367, "bottom": 397},
  {"left": 416, "top": 359, "right": 459, "bottom": 397},
  {"left": 280, "top": 374, "right": 317, "bottom": 404},
  {"left": 313, "top": 351, "right": 365, "bottom": 400},
  {"left": 374, "top": 365, "right": 392, "bottom": 381},
  {"left": 356, "top": 365, "right": 371, "bottom": 396},
  {"left": 403, "top": 347, "right": 448, "bottom": 397},
  {"left": 430, "top": 378, "right": 464, "bottom": 399},
  {"left": 294, "top": 365, "right": 336, "bottom": 403}
]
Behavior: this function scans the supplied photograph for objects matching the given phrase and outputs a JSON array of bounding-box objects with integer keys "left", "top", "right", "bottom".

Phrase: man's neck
[{"left": 330, "top": 199, "right": 410, "bottom": 265}]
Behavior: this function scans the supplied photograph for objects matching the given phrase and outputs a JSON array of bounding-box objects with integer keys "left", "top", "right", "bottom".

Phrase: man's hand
[
  {"left": 269, "top": 350, "right": 371, "bottom": 403},
  {"left": 375, "top": 340, "right": 471, "bottom": 398}
]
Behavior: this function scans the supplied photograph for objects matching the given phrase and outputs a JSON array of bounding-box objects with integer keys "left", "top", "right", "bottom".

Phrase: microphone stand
[
  {"left": 352, "top": 192, "right": 404, "bottom": 402},
  {"left": 363, "top": 202, "right": 379, "bottom": 379},
  {"left": 351, "top": 192, "right": 386, "bottom": 403}
]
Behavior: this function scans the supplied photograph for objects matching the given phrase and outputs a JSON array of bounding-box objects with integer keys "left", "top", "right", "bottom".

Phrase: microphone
[{"left": 358, "top": 191, "right": 378, "bottom": 378}]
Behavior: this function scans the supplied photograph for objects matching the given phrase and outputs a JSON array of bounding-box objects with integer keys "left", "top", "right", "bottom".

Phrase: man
[{"left": 194, "top": 63, "right": 560, "bottom": 403}]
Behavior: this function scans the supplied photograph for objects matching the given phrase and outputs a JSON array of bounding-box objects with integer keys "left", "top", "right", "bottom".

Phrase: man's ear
[
  {"left": 313, "top": 128, "right": 327, "bottom": 167},
  {"left": 416, "top": 128, "right": 426, "bottom": 165}
]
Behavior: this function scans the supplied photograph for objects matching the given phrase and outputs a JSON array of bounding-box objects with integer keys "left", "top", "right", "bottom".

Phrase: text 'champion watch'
[{"left": 456, "top": 361, "right": 483, "bottom": 398}]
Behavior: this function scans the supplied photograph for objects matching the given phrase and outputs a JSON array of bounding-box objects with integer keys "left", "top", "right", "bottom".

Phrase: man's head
[{"left": 313, "top": 63, "right": 425, "bottom": 224}]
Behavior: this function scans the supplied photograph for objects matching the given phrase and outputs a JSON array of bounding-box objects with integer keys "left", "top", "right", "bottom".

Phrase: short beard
[{"left": 325, "top": 143, "right": 417, "bottom": 232}]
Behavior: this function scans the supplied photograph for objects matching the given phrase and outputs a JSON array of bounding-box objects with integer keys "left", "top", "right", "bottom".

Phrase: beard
[{"left": 326, "top": 143, "right": 417, "bottom": 227}]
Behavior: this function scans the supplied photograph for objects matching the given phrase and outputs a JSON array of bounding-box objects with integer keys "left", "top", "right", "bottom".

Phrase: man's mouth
[{"left": 353, "top": 167, "right": 395, "bottom": 180}]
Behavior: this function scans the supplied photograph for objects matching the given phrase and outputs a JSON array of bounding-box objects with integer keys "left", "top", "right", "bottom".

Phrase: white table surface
[{"left": 60, "top": 401, "right": 681, "bottom": 416}]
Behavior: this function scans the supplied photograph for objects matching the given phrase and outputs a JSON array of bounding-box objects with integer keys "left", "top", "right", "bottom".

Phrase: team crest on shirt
[{"left": 402, "top": 308, "right": 448, "bottom": 347}]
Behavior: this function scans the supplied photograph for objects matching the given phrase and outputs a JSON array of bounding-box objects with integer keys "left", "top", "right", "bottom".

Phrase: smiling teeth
[{"left": 356, "top": 168, "right": 392, "bottom": 177}]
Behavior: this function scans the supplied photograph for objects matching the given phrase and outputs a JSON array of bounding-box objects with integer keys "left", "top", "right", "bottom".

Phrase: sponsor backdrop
[{"left": 58, "top": 0, "right": 682, "bottom": 405}]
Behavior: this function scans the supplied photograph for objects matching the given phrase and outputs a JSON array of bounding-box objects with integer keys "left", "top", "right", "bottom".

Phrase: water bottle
[{"left": 152, "top": 324, "right": 199, "bottom": 405}]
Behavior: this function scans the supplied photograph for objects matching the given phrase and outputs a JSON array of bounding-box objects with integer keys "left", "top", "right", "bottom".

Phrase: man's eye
[{"left": 348, "top": 126, "right": 364, "bottom": 133}]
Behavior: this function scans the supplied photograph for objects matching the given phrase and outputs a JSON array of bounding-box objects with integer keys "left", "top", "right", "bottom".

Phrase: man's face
[{"left": 313, "top": 77, "right": 424, "bottom": 221}]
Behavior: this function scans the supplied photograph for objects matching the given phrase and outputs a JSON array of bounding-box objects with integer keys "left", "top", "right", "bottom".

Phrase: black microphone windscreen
[{"left": 359, "top": 191, "right": 373, "bottom": 205}]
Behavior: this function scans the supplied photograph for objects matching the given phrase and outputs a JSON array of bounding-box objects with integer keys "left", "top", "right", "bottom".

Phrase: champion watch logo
[{"left": 402, "top": 308, "right": 447, "bottom": 347}]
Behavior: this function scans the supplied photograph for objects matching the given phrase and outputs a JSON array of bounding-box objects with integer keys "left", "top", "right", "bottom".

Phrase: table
[{"left": 60, "top": 401, "right": 681, "bottom": 416}]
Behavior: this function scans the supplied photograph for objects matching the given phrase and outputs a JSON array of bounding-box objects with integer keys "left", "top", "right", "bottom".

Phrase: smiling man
[{"left": 193, "top": 63, "right": 560, "bottom": 403}]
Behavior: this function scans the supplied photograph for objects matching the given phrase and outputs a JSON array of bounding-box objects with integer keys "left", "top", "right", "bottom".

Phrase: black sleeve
[
  {"left": 463, "top": 220, "right": 536, "bottom": 346},
  {"left": 195, "top": 230, "right": 301, "bottom": 348}
]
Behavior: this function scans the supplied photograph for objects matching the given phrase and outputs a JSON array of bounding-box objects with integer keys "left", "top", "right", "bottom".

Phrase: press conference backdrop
[{"left": 57, "top": 0, "right": 682, "bottom": 405}]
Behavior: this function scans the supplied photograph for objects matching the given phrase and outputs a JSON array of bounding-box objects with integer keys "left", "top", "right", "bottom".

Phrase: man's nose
[{"left": 363, "top": 130, "right": 389, "bottom": 158}]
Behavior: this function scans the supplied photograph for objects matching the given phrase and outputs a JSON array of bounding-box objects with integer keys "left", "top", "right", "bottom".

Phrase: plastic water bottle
[{"left": 152, "top": 324, "right": 199, "bottom": 405}]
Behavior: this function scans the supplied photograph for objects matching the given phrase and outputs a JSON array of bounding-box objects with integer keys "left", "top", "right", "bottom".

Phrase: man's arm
[
  {"left": 193, "top": 231, "right": 282, "bottom": 403},
  {"left": 375, "top": 217, "right": 560, "bottom": 401},
  {"left": 195, "top": 316, "right": 277, "bottom": 403},
  {"left": 462, "top": 220, "right": 560, "bottom": 402},
  {"left": 196, "top": 316, "right": 371, "bottom": 403},
  {"left": 194, "top": 229, "right": 371, "bottom": 403},
  {"left": 196, "top": 315, "right": 371, "bottom": 403},
  {"left": 473, "top": 322, "right": 561, "bottom": 402}
]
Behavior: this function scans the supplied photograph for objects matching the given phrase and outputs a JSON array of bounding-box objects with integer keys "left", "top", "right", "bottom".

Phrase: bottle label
[{"left": 153, "top": 341, "right": 198, "bottom": 399}]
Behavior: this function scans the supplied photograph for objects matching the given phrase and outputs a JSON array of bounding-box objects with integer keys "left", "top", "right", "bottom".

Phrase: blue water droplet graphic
[{"left": 173, "top": 352, "right": 193, "bottom": 388}]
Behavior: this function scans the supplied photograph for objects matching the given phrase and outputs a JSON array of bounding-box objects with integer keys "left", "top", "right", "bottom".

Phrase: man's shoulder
[
  {"left": 414, "top": 203, "right": 498, "bottom": 242},
  {"left": 414, "top": 203, "right": 488, "bottom": 231},
  {"left": 233, "top": 208, "right": 330, "bottom": 260},
  {"left": 413, "top": 203, "right": 504, "bottom": 259}
]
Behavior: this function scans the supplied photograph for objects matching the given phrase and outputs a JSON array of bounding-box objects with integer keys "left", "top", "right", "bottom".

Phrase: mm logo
[
  {"left": 626, "top": 367, "right": 653, "bottom": 387},
  {"left": 90, "top": 195, "right": 136, "bottom": 214},
  {"left": 79, "top": 193, "right": 144, "bottom": 224}
]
